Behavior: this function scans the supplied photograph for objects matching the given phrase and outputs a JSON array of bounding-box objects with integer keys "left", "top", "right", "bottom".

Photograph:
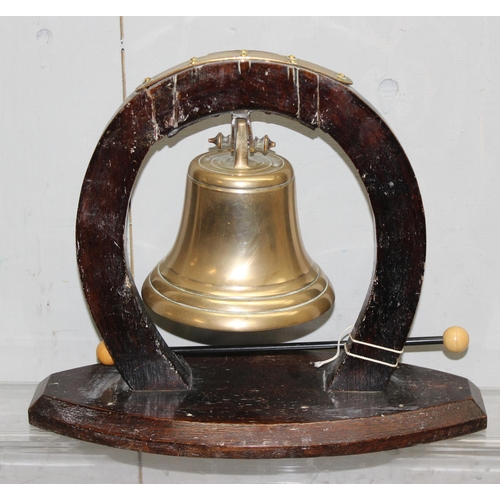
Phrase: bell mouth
[{"left": 142, "top": 262, "right": 334, "bottom": 332}]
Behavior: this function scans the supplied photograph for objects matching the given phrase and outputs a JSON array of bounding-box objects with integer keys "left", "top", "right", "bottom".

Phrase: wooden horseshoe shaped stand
[{"left": 29, "top": 51, "right": 486, "bottom": 458}]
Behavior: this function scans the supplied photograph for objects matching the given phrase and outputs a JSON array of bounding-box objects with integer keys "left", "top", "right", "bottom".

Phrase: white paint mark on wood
[{"left": 145, "top": 88, "right": 160, "bottom": 141}]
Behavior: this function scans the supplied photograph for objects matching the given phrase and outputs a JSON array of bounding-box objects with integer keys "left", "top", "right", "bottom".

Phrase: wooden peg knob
[
  {"left": 443, "top": 326, "right": 469, "bottom": 353},
  {"left": 96, "top": 340, "right": 115, "bottom": 365}
]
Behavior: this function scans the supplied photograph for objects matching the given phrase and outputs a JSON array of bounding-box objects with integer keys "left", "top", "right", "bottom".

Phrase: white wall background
[{"left": 1, "top": 16, "right": 499, "bottom": 395}]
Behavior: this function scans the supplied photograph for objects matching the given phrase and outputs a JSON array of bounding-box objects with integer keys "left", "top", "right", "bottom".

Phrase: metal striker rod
[{"left": 171, "top": 336, "right": 444, "bottom": 356}]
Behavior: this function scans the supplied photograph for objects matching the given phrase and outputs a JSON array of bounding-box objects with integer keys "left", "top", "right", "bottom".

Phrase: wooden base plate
[{"left": 28, "top": 351, "right": 487, "bottom": 458}]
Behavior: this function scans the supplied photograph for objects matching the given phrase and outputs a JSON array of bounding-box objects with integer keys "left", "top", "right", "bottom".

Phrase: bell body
[{"left": 142, "top": 149, "right": 334, "bottom": 332}]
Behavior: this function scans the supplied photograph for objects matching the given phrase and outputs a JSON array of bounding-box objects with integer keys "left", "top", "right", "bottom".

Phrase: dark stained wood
[
  {"left": 28, "top": 352, "right": 487, "bottom": 458},
  {"left": 76, "top": 56, "right": 425, "bottom": 391},
  {"left": 76, "top": 91, "right": 192, "bottom": 391}
]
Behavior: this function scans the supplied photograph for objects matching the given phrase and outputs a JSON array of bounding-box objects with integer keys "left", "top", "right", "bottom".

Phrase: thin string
[
  {"left": 344, "top": 338, "right": 401, "bottom": 368},
  {"left": 313, "top": 326, "right": 404, "bottom": 368},
  {"left": 312, "top": 326, "right": 353, "bottom": 368},
  {"left": 349, "top": 335, "right": 404, "bottom": 355}
]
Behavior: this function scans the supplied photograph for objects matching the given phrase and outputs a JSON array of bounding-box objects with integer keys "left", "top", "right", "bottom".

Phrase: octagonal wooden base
[{"left": 28, "top": 351, "right": 487, "bottom": 459}]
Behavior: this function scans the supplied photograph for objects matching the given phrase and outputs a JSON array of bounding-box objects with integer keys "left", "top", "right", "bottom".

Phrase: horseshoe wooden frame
[{"left": 28, "top": 51, "right": 486, "bottom": 458}]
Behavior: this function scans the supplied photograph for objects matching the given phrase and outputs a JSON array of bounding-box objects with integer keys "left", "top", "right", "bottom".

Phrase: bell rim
[{"left": 142, "top": 264, "right": 334, "bottom": 332}]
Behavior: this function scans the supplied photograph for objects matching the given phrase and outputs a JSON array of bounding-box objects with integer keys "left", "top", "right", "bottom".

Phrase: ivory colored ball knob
[
  {"left": 443, "top": 326, "right": 469, "bottom": 353},
  {"left": 96, "top": 340, "right": 115, "bottom": 365}
]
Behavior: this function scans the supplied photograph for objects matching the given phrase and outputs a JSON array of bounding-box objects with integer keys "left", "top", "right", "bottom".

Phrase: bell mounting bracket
[{"left": 28, "top": 51, "right": 486, "bottom": 458}]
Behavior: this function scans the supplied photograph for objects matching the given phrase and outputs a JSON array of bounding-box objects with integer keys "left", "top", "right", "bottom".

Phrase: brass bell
[{"left": 142, "top": 115, "right": 334, "bottom": 332}]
